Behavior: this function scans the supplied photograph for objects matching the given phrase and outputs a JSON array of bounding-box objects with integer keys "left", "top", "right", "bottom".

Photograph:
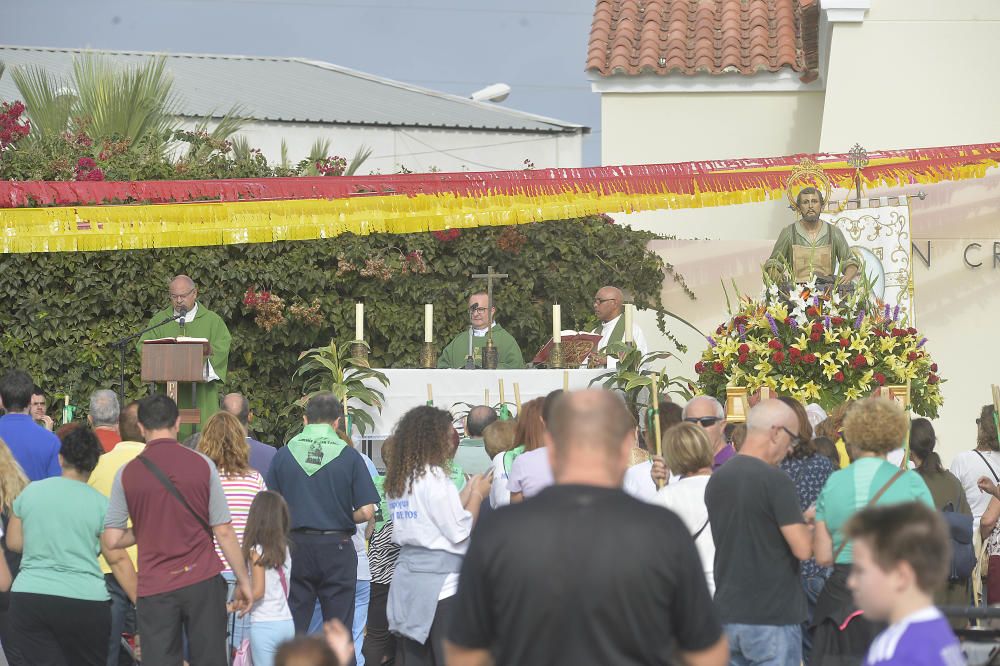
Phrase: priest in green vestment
[
  {"left": 136, "top": 275, "right": 231, "bottom": 431},
  {"left": 437, "top": 292, "right": 524, "bottom": 369},
  {"left": 585, "top": 286, "right": 648, "bottom": 368},
  {"left": 764, "top": 187, "right": 861, "bottom": 284}
]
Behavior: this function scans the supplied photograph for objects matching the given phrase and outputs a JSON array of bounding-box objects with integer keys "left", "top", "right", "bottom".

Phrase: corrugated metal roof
[{"left": 0, "top": 45, "right": 587, "bottom": 134}]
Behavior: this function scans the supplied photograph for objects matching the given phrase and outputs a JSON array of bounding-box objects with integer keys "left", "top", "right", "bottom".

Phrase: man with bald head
[
  {"left": 587, "top": 286, "right": 648, "bottom": 368},
  {"left": 706, "top": 399, "right": 813, "bottom": 666},
  {"left": 446, "top": 389, "right": 728, "bottom": 666},
  {"left": 137, "top": 274, "right": 232, "bottom": 430},
  {"left": 221, "top": 392, "right": 275, "bottom": 476}
]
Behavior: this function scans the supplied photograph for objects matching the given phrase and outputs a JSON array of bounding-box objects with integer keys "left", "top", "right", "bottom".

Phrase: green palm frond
[
  {"left": 71, "top": 53, "right": 179, "bottom": 147},
  {"left": 231, "top": 135, "right": 252, "bottom": 161},
  {"left": 10, "top": 64, "right": 76, "bottom": 138},
  {"left": 280, "top": 139, "right": 290, "bottom": 168},
  {"left": 344, "top": 145, "right": 373, "bottom": 176}
]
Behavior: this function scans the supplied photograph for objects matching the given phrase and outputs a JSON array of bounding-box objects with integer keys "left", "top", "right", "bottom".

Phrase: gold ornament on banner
[{"left": 785, "top": 158, "right": 834, "bottom": 211}]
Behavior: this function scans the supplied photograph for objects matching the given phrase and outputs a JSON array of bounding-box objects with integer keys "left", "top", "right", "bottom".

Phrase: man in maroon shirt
[{"left": 103, "top": 395, "right": 252, "bottom": 665}]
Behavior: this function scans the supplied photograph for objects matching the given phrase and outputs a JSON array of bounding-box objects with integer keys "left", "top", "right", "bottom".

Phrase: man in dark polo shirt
[
  {"left": 445, "top": 389, "right": 728, "bottom": 666},
  {"left": 266, "top": 392, "right": 379, "bottom": 633},
  {"left": 103, "top": 394, "right": 252, "bottom": 665}
]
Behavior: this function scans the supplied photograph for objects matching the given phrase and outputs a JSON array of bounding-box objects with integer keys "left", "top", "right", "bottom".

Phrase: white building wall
[{"left": 181, "top": 119, "right": 583, "bottom": 174}]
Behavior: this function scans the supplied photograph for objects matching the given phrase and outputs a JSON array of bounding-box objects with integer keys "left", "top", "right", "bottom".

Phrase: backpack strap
[{"left": 138, "top": 455, "right": 212, "bottom": 535}]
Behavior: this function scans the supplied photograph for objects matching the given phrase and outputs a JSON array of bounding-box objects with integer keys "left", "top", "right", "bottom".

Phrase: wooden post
[
  {"left": 651, "top": 375, "right": 664, "bottom": 490},
  {"left": 513, "top": 383, "right": 522, "bottom": 411}
]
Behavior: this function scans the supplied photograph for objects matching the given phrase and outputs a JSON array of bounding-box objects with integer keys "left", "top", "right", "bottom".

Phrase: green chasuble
[
  {"left": 764, "top": 221, "right": 860, "bottom": 283},
  {"left": 437, "top": 323, "right": 524, "bottom": 369},
  {"left": 591, "top": 316, "right": 626, "bottom": 351},
  {"left": 136, "top": 303, "right": 232, "bottom": 432}
]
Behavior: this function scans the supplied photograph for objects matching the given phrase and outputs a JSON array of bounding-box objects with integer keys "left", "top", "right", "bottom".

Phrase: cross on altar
[{"left": 472, "top": 265, "right": 508, "bottom": 362}]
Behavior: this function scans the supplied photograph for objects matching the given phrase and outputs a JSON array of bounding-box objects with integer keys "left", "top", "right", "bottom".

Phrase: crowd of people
[{"left": 0, "top": 364, "right": 990, "bottom": 666}]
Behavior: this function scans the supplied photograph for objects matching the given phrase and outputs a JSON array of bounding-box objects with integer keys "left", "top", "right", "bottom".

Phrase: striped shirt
[{"left": 215, "top": 471, "right": 267, "bottom": 571}]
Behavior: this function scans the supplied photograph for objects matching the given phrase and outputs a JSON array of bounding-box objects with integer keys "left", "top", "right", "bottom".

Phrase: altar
[{"left": 358, "top": 368, "right": 607, "bottom": 438}]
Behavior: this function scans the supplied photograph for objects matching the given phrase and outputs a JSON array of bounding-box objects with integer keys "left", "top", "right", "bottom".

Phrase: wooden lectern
[{"left": 141, "top": 339, "right": 211, "bottom": 425}]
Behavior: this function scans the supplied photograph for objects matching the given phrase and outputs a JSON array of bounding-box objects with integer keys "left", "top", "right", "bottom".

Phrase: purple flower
[
  {"left": 737, "top": 323, "right": 747, "bottom": 341},
  {"left": 884, "top": 303, "right": 891, "bottom": 320},
  {"left": 707, "top": 336, "right": 717, "bottom": 348},
  {"left": 813, "top": 296, "right": 820, "bottom": 307},
  {"left": 824, "top": 315, "right": 831, "bottom": 330},
  {"left": 788, "top": 318, "right": 799, "bottom": 331},
  {"left": 765, "top": 312, "right": 779, "bottom": 336},
  {"left": 854, "top": 310, "right": 865, "bottom": 330},
  {"left": 917, "top": 337, "right": 927, "bottom": 348},
  {"left": 892, "top": 305, "right": 900, "bottom": 322}
]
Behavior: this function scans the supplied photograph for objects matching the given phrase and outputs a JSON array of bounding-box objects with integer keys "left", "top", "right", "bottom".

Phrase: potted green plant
[{"left": 590, "top": 343, "right": 695, "bottom": 423}]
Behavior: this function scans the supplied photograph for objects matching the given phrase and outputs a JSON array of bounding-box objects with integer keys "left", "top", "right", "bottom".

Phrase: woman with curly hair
[
  {"left": 810, "top": 398, "right": 933, "bottom": 665},
  {"left": 6, "top": 426, "right": 136, "bottom": 664},
  {"left": 384, "top": 406, "right": 492, "bottom": 666},
  {"left": 198, "top": 410, "right": 266, "bottom": 650},
  {"left": 777, "top": 396, "right": 835, "bottom": 663}
]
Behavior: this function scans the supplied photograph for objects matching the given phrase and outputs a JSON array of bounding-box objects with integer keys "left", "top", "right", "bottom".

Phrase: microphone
[{"left": 178, "top": 306, "right": 188, "bottom": 333}]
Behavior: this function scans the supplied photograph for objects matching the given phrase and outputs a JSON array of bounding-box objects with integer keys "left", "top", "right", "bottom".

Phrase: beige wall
[
  {"left": 601, "top": 91, "right": 825, "bottom": 166},
  {"left": 633, "top": 169, "right": 1000, "bottom": 467},
  {"left": 819, "top": 0, "right": 1000, "bottom": 152}
]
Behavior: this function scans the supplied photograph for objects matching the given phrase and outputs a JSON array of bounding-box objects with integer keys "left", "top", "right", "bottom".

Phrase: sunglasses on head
[{"left": 684, "top": 416, "right": 723, "bottom": 428}]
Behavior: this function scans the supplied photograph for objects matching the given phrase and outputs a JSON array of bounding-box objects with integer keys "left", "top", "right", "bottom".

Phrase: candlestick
[
  {"left": 420, "top": 342, "right": 436, "bottom": 368},
  {"left": 355, "top": 302, "right": 364, "bottom": 341},
  {"left": 514, "top": 383, "right": 522, "bottom": 411},
  {"left": 484, "top": 388, "right": 489, "bottom": 405},
  {"left": 426, "top": 384, "right": 433, "bottom": 406},
  {"left": 563, "top": 370, "right": 569, "bottom": 393},
  {"left": 623, "top": 304, "right": 633, "bottom": 344},
  {"left": 499, "top": 379, "right": 505, "bottom": 405},
  {"left": 424, "top": 304, "right": 433, "bottom": 343},
  {"left": 552, "top": 304, "right": 561, "bottom": 344},
  {"left": 549, "top": 342, "right": 564, "bottom": 369}
]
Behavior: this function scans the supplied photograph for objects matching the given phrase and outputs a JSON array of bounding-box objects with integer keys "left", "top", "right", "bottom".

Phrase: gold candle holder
[
  {"left": 419, "top": 342, "right": 436, "bottom": 368},
  {"left": 350, "top": 341, "right": 369, "bottom": 367},
  {"left": 482, "top": 341, "right": 499, "bottom": 369},
  {"left": 549, "top": 342, "right": 564, "bottom": 369},
  {"left": 725, "top": 384, "right": 750, "bottom": 423}
]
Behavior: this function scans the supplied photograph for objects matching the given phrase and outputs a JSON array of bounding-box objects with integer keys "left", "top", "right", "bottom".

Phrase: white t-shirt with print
[
  {"left": 250, "top": 546, "right": 292, "bottom": 623},
  {"left": 489, "top": 452, "right": 511, "bottom": 509},
  {"left": 389, "top": 464, "right": 473, "bottom": 599},
  {"left": 653, "top": 475, "right": 715, "bottom": 595}
]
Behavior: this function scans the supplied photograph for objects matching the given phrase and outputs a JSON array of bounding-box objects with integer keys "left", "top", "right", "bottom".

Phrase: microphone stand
[
  {"left": 109, "top": 311, "right": 187, "bottom": 407},
  {"left": 464, "top": 325, "right": 476, "bottom": 369}
]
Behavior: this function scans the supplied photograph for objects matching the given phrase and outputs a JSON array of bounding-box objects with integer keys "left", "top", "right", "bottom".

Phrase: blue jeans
[
  {"left": 106, "top": 573, "right": 136, "bottom": 666},
  {"left": 725, "top": 623, "right": 802, "bottom": 666},
  {"left": 308, "top": 579, "right": 371, "bottom": 665},
  {"left": 223, "top": 571, "right": 251, "bottom": 653},
  {"left": 250, "top": 619, "right": 295, "bottom": 666},
  {"left": 801, "top": 573, "right": 829, "bottom": 665}
]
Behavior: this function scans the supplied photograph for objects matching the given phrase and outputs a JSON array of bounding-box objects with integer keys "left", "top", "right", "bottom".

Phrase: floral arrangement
[
  {"left": 242, "top": 288, "right": 325, "bottom": 332},
  {"left": 0, "top": 101, "right": 31, "bottom": 151},
  {"left": 695, "top": 277, "right": 944, "bottom": 417}
]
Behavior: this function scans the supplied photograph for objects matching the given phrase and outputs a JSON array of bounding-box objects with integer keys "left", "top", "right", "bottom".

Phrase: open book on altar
[{"left": 532, "top": 332, "right": 602, "bottom": 366}]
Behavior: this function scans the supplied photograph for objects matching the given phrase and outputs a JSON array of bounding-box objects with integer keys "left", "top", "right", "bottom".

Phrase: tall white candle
[
  {"left": 424, "top": 304, "right": 433, "bottom": 343},
  {"left": 355, "top": 303, "right": 364, "bottom": 341},
  {"left": 624, "top": 304, "right": 633, "bottom": 343},
  {"left": 552, "top": 304, "right": 561, "bottom": 343}
]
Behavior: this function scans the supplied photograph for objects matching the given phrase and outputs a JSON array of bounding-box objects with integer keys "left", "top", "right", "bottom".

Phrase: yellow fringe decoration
[{"left": 0, "top": 161, "right": 994, "bottom": 253}]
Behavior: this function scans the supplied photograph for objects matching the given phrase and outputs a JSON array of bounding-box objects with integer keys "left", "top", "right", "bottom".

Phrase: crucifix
[{"left": 472, "top": 265, "right": 508, "bottom": 369}]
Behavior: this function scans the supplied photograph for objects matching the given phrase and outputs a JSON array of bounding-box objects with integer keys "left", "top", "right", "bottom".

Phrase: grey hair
[
  {"left": 89, "top": 389, "right": 120, "bottom": 426},
  {"left": 682, "top": 395, "right": 724, "bottom": 420}
]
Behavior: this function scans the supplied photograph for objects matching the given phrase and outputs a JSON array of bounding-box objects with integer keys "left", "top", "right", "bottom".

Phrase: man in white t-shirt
[{"left": 949, "top": 405, "right": 1000, "bottom": 531}]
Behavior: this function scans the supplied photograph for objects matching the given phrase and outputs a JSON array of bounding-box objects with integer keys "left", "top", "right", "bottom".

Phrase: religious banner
[{"left": 829, "top": 198, "right": 915, "bottom": 323}]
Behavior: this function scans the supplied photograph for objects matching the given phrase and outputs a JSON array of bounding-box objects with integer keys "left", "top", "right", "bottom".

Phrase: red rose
[
  {"left": 853, "top": 355, "right": 867, "bottom": 368},
  {"left": 928, "top": 373, "right": 939, "bottom": 385},
  {"left": 712, "top": 362, "right": 725, "bottom": 374},
  {"left": 894, "top": 328, "right": 907, "bottom": 338},
  {"left": 874, "top": 373, "right": 886, "bottom": 385},
  {"left": 811, "top": 322, "right": 824, "bottom": 332},
  {"left": 839, "top": 338, "right": 850, "bottom": 348},
  {"left": 810, "top": 331, "right": 821, "bottom": 342},
  {"left": 930, "top": 363, "right": 938, "bottom": 372},
  {"left": 832, "top": 317, "right": 845, "bottom": 326},
  {"left": 772, "top": 351, "right": 785, "bottom": 364},
  {"left": 834, "top": 372, "right": 845, "bottom": 383},
  {"left": 738, "top": 344, "right": 750, "bottom": 355},
  {"left": 789, "top": 348, "right": 802, "bottom": 358},
  {"left": 907, "top": 351, "right": 918, "bottom": 361},
  {"left": 695, "top": 362, "right": 706, "bottom": 373},
  {"left": 738, "top": 354, "right": 749, "bottom": 364},
  {"left": 803, "top": 353, "right": 817, "bottom": 364},
  {"left": 907, "top": 327, "right": 917, "bottom": 335},
  {"left": 807, "top": 307, "right": 819, "bottom": 317},
  {"left": 768, "top": 339, "right": 783, "bottom": 350}
]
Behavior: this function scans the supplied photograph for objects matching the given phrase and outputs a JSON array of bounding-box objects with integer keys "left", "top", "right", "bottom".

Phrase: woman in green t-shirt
[
  {"left": 809, "top": 398, "right": 934, "bottom": 666},
  {"left": 5, "top": 426, "right": 137, "bottom": 665}
]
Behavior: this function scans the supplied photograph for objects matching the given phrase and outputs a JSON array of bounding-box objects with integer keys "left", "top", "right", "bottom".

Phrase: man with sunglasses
[
  {"left": 438, "top": 292, "right": 524, "bottom": 369},
  {"left": 705, "top": 399, "right": 813, "bottom": 666},
  {"left": 137, "top": 275, "right": 231, "bottom": 431},
  {"left": 683, "top": 396, "right": 735, "bottom": 470}
]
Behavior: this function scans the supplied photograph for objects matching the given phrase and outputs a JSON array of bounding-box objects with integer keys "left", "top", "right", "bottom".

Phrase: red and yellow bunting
[{"left": 1, "top": 141, "right": 998, "bottom": 253}]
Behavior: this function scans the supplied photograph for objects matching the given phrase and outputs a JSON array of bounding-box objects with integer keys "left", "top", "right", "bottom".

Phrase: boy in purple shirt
[{"left": 846, "top": 502, "right": 964, "bottom": 666}]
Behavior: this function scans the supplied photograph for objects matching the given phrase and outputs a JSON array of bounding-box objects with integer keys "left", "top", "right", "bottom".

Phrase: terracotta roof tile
[{"left": 587, "top": 0, "right": 820, "bottom": 81}]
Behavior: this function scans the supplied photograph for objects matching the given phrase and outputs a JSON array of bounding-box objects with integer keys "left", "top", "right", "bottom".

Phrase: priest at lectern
[{"left": 137, "top": 274, "right": 231, "bottom": 429}]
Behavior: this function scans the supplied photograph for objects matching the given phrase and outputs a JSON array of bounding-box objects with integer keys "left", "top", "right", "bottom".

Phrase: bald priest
[{"left": 136, "top": 275, "right": 232, "bottom": 430}]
